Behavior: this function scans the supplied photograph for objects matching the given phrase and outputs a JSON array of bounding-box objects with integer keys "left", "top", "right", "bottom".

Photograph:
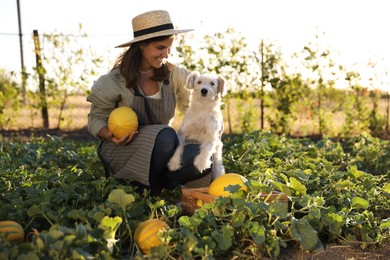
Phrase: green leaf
[
  {"left": 383, "top": 183, "right": 390, "bottom": 193},
  {"left": 179, "top": 215, "right": 202, "bottom": 228},
  {"left": 63, "top": 234, "right": 77, "bottom": 248},
  {"left": 72, "top": 248, "right": 94, "bottom": 259},
  {"left": 266, "top": 236, "right": 281, "bottom": 258},
  {"left": 360, "top": 226, "right": 375, "bottom": 243},
  {"left": 36, "top": 237, "right": 45, "bottom": 250},
  {"left": 289, "top": 177, "right": 307, "bottom": 195},
  {"left": 27, "top": 202, "right": 48, "bottom": 217},
  {"left": 322, "top": 212, "right": 345, "bottom": 235},
  {"left": 47, "top": 229, "right": 65, "bottom": 241},
  {"left": 15, "top": 253, "right": 40, "bottom": 260},
  {"left": 179, "top": 216, "right": 191, "bottom": 227},
  {"left": 247, "top": 222, "right": 266, "bottom": 244},
  {"left": 202, "top": 236, "right": 217, "bottom": 249},
  {"left": 348, "top": 165, "right": 365, "bottom": 178},
  {"left": 290, "top": 218, "right": 323, "bottom": 252},
  {"left": 336, "top": 179, "right": 354, "bottom": 188},
  {"left": 99, "top": 251, "right": 116, "bottom": 260},
  {"left": 98, "top": 216, "right": 123, "bottom": 240},
  {"left": 269, "top": 201, "right": 289, "bottom": 218},
  {"left": 67, "top": 209, "right": 88, "bottom": 221},
  {"left": 75, "top": 223, "right": 89, "bottom": 239},
  {"left": 271, "top": 181, "right": 291, "bottom": 196},
  {"left": 107, "top": 189, "right": 135, "bottom": 208},
  {"left": 166, "top": 205, "right": 179, "bottom": 217},
  {"left": 212, "top": 225, "right": 233, "bottom": 250},
  {"left": 246, "top": 201, "right": 266, "bottom": 216},
  {"left": 351, "top": 197, "right": 369, "bottom": 209},
  {"left": 231, "top": 212, "right": 246, "bottom": 227},
  {"left": 224, "top": 184, "right": 243, "bottom": 195},
  {"left": 380, "top": 218, "right": 390, "bottom": 230}
]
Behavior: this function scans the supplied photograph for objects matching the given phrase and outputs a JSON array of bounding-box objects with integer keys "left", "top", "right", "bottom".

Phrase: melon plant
[
  {"left": 0, "top": 131, "right": 389, "bottom": 259},
  {"left": 108, "top": 106, "right": 138, "bottom": 138}
]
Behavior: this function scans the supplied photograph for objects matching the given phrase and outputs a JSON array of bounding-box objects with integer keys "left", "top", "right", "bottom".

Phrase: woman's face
[{"left": 140, "top": 36, "right": 174, "bottom": 70}]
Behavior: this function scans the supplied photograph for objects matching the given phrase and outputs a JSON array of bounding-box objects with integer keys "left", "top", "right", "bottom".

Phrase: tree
[
  {"left": 299, "top": 33, "right": 339, "bottom": 137},
  {"left": 0, "top": 69, "right": 20, "bottom": 129},
  {"left": 32, "top": 25, "right": 104, "bottom": 129},
  {"left": 255, "top": 40, "right": 283, "bottom": 130},
  {"left": 202, "top": 27, "right": 257, "bottom": 133},
  {"left": 343, "top": 71, "right": 370, "bottom": 136}
]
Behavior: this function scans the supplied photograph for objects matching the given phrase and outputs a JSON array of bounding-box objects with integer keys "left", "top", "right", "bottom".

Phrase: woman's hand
[{"left": 98, "top": 126, "right": 138, "bottom": 145}]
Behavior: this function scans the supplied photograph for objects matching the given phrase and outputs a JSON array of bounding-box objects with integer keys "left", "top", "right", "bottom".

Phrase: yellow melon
[
  {"left": 196, "top": 199, "right": 203, "bottom": 207},
  {"left": 108, "top": 106, "right": 138, "bottom": 139},
  {"left": 0, "top": 220, "right": 24, "bottom": 243},
  {"left": 208, "top": 173, "right": 248, "bottom": 197},
  {"left": 134, "top": 219, "right": 170, "bottom": 255}
]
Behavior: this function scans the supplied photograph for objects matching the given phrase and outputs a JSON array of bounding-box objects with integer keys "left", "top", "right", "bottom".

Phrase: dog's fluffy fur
[{"left": 168, "top": 71, "right": 226, "bottom": 180}]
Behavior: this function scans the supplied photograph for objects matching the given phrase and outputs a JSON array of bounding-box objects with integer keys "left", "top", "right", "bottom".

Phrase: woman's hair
[{"left": 112, "top": 35, "right": 172, "bottom": 89}]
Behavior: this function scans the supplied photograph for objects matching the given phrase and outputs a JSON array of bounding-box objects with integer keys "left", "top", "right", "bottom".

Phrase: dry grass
[{"left": 2, "top": 95, "right": 90, "bottom": 130}]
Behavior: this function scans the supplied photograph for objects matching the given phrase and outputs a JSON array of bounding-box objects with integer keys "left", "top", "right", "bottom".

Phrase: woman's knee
[{"left": 154, "top": 127, "right": 178, "bottom": 155}]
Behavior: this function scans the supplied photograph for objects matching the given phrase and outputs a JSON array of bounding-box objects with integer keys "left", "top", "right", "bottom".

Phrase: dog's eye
[
  {"left": 197, "top": 80, "right": 202, "bottom": 84},
  {"left": 210, "top": 82, "right": 215, "bottom": 86}
]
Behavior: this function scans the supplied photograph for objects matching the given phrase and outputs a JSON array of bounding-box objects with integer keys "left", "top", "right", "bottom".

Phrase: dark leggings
[{"left": 149, "top": 128, "right": 211, "bottom": 195}]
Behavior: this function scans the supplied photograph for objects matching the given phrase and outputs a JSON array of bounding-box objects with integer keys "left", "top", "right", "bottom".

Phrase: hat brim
[{"left": 115, "top": 28, "right": 193, "bottom": 48}]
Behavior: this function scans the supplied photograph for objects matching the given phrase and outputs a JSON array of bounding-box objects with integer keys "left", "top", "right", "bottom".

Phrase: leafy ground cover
[{"left": 0, "top": 131, "right": 389, "bottom": 259}]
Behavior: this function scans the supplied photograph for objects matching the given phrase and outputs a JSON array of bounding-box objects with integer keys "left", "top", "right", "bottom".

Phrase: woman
[{"left": 87, "top": 10, "right": 211, "bottom": 195}]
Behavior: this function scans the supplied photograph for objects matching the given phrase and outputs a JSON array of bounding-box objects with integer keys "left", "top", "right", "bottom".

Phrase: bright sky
[{"left": 0, "top": 0, "right": 389, "bottom": 89}]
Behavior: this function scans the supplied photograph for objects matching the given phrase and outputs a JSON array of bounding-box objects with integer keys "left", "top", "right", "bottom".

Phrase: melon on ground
[
  {"left": 0, "top": 220, "right": 24, "bottom": 242},
  {"left": 134, "top": 219, "right": 170, "bottom": 255}
]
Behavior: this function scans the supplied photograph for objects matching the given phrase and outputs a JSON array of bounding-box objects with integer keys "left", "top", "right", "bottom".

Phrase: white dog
[{"left": 168, "top": 71, "right": 226, "bottom": 180}]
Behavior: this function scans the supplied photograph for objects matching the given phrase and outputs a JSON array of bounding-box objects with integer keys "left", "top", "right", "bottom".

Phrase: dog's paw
[
  {"left": 194, "top": 156, "right": 212, "bottom": 172},
  {"left": 211, "top": 164, "right": 225, "bottom": 181},
  {"left": 167, "top": 157, "right": 181, "bottom": 171}
]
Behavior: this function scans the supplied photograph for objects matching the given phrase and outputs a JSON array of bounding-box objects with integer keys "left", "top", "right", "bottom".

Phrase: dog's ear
[
  {"left": 217, "top": 76, "right": 227, "bottom": 97},
  {"left": 185, "top": 71, "right": 200, "bottom": 90}
]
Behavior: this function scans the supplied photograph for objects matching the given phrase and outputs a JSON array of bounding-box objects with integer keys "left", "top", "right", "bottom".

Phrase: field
[
  {"left": 2, "top": 94, "right": 389, "bottom": 140},
  {"left": 0, "top": 130, "right": 389, "bottom": 259}
]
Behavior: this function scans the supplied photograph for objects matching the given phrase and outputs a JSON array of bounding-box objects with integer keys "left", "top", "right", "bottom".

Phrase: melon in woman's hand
[{"left": 108, "top": 106, "right": 138, "bottom": 138}]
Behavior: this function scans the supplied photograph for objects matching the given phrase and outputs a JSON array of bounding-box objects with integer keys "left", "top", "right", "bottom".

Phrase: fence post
[
  {"left": 16, "top": 0, "right": 26, "bottom": 103},
  {"left": 386, "top": 91, "right": 389, "bottom": 138},
  {"left": 33, "top": 29, "right": 49, "bottom": 129},
  {"left": 260, "top": 39, "right": 265, "bottom": 130}
]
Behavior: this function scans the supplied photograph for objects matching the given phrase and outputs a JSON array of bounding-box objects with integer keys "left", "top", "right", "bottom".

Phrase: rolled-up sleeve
[
  {"left": 170, "top": 66, "right": 191, "bottom": 113},
  {"left": 86, "top": 73, "right": 123, "bottom": 138}
]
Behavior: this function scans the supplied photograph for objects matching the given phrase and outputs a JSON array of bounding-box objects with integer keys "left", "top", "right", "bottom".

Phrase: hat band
[{"left": 134, "top": 23, "right": 174, "bottom": 38}]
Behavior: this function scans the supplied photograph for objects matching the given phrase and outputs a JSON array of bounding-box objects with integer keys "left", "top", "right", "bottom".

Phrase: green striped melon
[
  {"left": 0, "top": 220, "right": 24, "bottom": 242},
  {"left": 134, "top": 219, "right": 169, "bottom": 255}
]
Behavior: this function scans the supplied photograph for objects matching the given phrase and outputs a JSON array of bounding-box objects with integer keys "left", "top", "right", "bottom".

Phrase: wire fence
[{"left": 2, "top": 95, "right": 89, "bottom": 131}]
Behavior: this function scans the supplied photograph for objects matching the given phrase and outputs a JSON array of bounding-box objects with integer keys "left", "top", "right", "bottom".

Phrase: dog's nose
[{"left": 201, "top": 88, "right": 208, "bottom": 96}]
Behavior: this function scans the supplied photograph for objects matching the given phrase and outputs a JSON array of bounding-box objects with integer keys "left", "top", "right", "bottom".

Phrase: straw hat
[{"left": 116, "top": 10, "right": 193, "bottom": 48}]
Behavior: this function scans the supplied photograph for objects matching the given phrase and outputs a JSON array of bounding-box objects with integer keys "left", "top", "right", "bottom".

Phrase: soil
[
  {"left": 280, "top": 242, "right": 390, "bottom": 260},
  {"left": 0, "top": 127, "right": 96, "bottom": 142},
  {"left": 1, "top": 128, "right": 389, "bottom": 259}
]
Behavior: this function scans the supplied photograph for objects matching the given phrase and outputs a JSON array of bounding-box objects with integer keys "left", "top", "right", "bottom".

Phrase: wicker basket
[
  {"left": 181, "top": 187, "right": 214, "bottom": 215},
  {"left": 181, "top": 187, "right": 289, "bottom": 215}
]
